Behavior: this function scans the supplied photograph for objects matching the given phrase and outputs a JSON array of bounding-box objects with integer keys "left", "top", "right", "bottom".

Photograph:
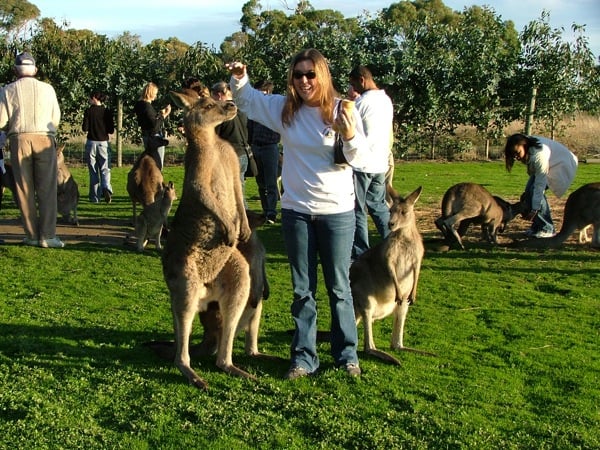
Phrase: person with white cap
[{"left": 0, "top": 51, "right": 64, "bottom": 248}]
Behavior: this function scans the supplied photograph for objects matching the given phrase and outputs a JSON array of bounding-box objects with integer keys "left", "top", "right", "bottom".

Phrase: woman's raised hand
[{"left": 226, "top": 62, "right": 246, "bottom": 79}]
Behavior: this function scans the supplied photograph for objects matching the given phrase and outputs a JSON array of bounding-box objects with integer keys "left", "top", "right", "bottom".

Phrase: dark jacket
[
  {"left": 215, "top": 110, "right": 248, "bottom": 157},
  {"left": 82, "top": 105, "right": 115, "bottom": 141}
]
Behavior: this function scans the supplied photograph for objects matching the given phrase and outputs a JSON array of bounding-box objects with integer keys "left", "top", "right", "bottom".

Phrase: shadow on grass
[{"left": 0, "top": 323, "right": 293, "bottom": 385}]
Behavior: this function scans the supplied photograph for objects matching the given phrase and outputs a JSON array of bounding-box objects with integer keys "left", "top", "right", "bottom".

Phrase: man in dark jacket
[{"left": 82, "top": 91, "right": 115, "bottom": 203}]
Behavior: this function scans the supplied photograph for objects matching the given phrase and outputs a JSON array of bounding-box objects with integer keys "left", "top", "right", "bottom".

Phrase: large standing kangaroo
[
  {"left": 351, "top": 185, "right": 433, "bottom": 365},
  {"left": 162, "top": 91, "right": 251, "bottom": 389}
]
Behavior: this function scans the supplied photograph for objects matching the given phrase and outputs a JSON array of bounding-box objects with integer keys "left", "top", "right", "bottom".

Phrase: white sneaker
[
  {"left": 533, "top": 230, "right": 554, "bottom": 239},
  {"left": 22, "top": 237, "right": 39, "bottom": 246},
  {"left": 39, "top": 237, "right": 65, "bottom": 248}
]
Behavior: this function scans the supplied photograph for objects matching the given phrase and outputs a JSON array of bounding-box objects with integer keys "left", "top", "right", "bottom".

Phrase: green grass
[{"left": 1, "top": 162, "right": 599, "bottom": 449}]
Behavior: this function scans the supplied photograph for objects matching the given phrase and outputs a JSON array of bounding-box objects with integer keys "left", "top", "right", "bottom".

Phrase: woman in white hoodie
[
  {"left": 228, "top": 49, "right": 369, "bottom": 380},
  {"left": 504, "top": 133, "right": 578, "bottom": 238}
]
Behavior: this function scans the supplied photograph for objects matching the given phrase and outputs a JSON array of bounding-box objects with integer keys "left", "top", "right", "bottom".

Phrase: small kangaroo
[
  {"left": 162, "top": 91, "right": 251, "bottom": 389},
  {"left": 435, "top": 182, "right": 521, "bottom": 250},
  {"left": 518, "top": 182, "right": 600, "bottom": 249},
  {"left": 351, "top": 185, "right": 432, "bottom": 366},
  {"left": 56, "top": 145, "right": 80, "bottom": 226},
  {"left": 135, "top": 181, "right": 176, "bottom": 252},
  {"left": 127, "top": 135, "right": 167, "bottom": 226}
]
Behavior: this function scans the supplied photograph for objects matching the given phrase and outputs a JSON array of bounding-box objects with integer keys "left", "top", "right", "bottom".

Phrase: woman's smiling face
[{"left": 292, "top": 60, "right": 319, "bottom": 106}]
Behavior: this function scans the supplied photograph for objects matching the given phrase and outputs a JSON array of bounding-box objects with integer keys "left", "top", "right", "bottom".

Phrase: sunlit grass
[{"left": 0, "top": 162, "right": 599, "bottom": 449}]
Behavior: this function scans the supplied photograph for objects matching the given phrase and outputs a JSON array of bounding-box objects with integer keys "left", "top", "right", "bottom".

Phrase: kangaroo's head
[
  {"left": 388, "top": 185, "right": 422, "bottom": 232},
  {"left": 170, "top": 90, "right": 237, "bottom": 132}
]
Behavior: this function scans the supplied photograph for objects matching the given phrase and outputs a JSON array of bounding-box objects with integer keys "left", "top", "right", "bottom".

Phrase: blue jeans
[
  {"left": 281, "top": 208, "right": 359, "bottom": 373},
  {"left": 524, "top": 175, "right": 554, "bottom": 233},
  {"left": 353, "top": 171, "right": 390, "bottom": 257},
  {"left": 253, "top": 143, "right": 280, "bottom": 218},
  {"left": 85, "top": 140, "right": 113, "bottom": 202}
]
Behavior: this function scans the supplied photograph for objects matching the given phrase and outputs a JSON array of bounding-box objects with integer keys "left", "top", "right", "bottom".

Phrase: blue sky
[{"left": 30, "top": 0, "right": 600, "bottom": 57}]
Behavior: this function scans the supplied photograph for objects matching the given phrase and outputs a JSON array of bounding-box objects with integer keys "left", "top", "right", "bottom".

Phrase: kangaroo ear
[
  {"left": 386, "top": 183, "right": 399, "bottom": 201},
  {"left": 170, "top": 90, "right": 193, "bottom": 110},
  {"left": 406, "top": 186, "right": 423, "bottom": 205}
]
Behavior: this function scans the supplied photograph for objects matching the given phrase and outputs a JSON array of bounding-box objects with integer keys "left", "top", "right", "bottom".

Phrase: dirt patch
[
  {"left": 0, "top": 195, "right": 584, "bottom": 249},
  {"left": 0, "top": 216, "right": 134, "bottom": 247}
]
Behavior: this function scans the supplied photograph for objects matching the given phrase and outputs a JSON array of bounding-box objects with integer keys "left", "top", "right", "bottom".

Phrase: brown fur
[
  {"left": 0, "top": 162, "right": 16, "bottom": 211},
  {"left": 126, "top": 136, "right": 167, "bottom": 226},
  {"left": 351, "top": 185, "right": 432, "bottom": 365},
  {"left": 135, "top": 181, "right": 176, "bottom": 252},
  {"left": 193, "top": 210, "right": 270, "bottom": 357},
  {"left": 435, "top": 182, "right": 522, "bottom": 250},
  {"left": 161, "top": 91, "right": 251, "bottom": 389},
  {"left": 516, "top": 182, "right": 600, "bottom": 249},
  {"left": 56, "top": 145, "right": 80, "bottom": 225},
  {"left": 146, "top": 210, "right": 273, "bottom": 361}
]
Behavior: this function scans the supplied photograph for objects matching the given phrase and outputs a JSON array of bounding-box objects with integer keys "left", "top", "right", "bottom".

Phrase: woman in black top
[{"left": 134, "top": 82, "right": 171, "bottom": 170}]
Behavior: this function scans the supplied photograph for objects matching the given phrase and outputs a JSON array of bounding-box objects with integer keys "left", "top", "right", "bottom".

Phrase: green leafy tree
[
  {"left": 450, "top": 5, "right": 520, "bottom": 156},
  {"left": 514, "top": 11, "right": 598, "bottom": 137},
  {"left": 0, "top": 0, "right": 39, "bottom": 42}
]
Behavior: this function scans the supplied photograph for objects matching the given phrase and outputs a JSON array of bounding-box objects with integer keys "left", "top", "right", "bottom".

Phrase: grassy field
[{"left": 0, "top": 161, "right": 599, "bottom": 449}]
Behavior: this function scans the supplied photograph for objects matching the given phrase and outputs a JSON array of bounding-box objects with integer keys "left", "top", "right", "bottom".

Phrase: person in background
[
  {"left": 227, "top": 48, "right": 370, "bottom": 379},
  {"left": 504, "top": 133, "right": 578, "bottom": 238},
  {"left": 82, "top": 91, "right": 115, "bottom": 203},
  {"left": 211, "top": 81, "right": 250, "bottom": 200},
  {"left": 247, "top": 80, "right": 281, "bottom": 224},
  {"left": 177, "top": 78, "right": 209, "bottom": 136},
  {"left": 0, "top": 52, "right": 63, "bottom": 248},
  {"left": 134, "top": 82, "right": 171, "bottom": 170},
  {"left": 348, "top": 65, "right": 394, "bottom": 258}
]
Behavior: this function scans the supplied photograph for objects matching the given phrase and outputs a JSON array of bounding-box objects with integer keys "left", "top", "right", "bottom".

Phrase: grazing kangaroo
[
  {"left": 518, "top": 182, "right": 600, "bottom": 249},
  {"left": 162, "top": 91, "right": 251, "bottom": 389},
  {"left": 435, "top": 182, "right": 521, "bottom": 250},
  {"left": 135, "top": 181, "right": 176, "bottom": 252},
  {"left": 351, "top": 185, "right": 432, "bottom": 366},
  {"left": 127, "top": 135, "right": 167, "bottom": 226},
  {"left": 56, "top": 145, "right": 80, "bottom": 226}
]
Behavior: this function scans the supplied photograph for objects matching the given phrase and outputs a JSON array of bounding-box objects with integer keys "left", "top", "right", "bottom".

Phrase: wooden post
[
  {"left": 116, "top": 99, "right": 123, "bottom": 167},
  {"left": 525, "top": 86, "right": 537, "bottom": 135}
]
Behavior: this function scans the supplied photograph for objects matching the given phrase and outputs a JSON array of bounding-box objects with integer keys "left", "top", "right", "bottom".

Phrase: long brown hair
[
  {"left": 281, "top": 48, "right": 337, "bottom": 127},
  {"left": 504, "top": 133, "right": 540, "bottom": 172}
]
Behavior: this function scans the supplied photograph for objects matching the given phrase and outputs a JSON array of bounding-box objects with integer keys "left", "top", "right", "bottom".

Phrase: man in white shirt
[{"left": 348, "top": 65, "right": 394, "bottom": 258}]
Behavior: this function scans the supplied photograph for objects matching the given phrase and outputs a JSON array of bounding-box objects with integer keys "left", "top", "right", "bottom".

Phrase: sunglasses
[{"left": 292, "top": 70, "right": 317, "bottom": 80}]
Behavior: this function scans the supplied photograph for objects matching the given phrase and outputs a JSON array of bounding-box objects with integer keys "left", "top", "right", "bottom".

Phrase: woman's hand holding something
[
  {"left": 334, "top": 109, "right": 355, "bottom": 141},
  {"left": 226, "top": 62, "right": 247, "bottom": 80}
]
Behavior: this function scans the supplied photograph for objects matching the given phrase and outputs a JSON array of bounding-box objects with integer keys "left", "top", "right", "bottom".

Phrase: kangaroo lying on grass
[
  {"left": 127, "top": 135, "right": 168, "bottom": 227},
  {"left": 516, "top": 182, "right": 600, "bottom": 249},
  {"left": 435, "top": 182, "right": 521, "bottom": 250},
  {"left": 162, "top": 91, "right": 251, "bottom": 390},
  {"left": 135, "top": 181, "right": 176, "bottom": 252},
  {"left": 56, "top": 145, "right": 80, "bottom": 226},
  {"left": 146, "top": 210, "right": 275, "bottom": 362},
  {"left": 351, "top": 185, "right": 434, "bottom": 366}
]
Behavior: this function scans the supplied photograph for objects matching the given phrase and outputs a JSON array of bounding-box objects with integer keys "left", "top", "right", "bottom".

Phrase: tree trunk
[{"left": 525, "top": 86, "right": 537, "bottom": 135}]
